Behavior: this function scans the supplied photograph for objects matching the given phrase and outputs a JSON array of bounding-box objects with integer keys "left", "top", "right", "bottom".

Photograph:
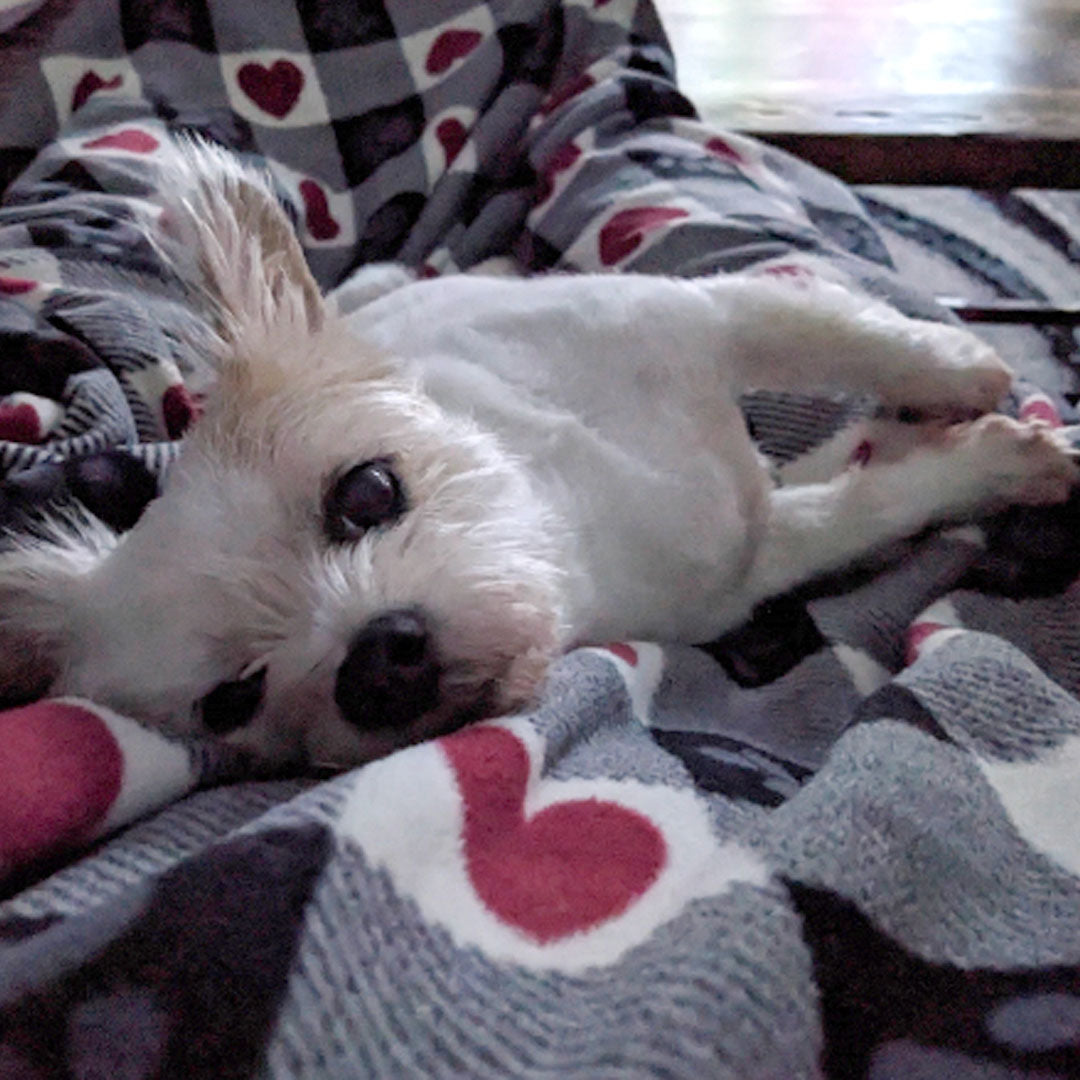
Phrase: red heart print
[
  {"left": 850, "top": 439, "right": 874, "bottom": 467},
  {"left": 0, "top": 402, "right": 43, "bottom": 443},
  {"left": 435, "top": 117, "right": 467, "bottom": 166},
  {"left": 0, "top": 276, "right": 36, "bottom": 295},
  {"left": 425, "top": 29, "right": 482, "bottom": 76},
  {"left": 761, "top": 263, "right": 813, "bottom": 283},
  {"left": 904, "top": 621, "right": 947, "bottom": 666},
  {"left": 705, "top": 137, "right": 745, "bottom": 164},
  {"left": 237, "top": 59, "right": 304, "bottom": 119},
  {"left": 72, "top": 70, "right": 123, "bottom": 113},
  {"left": 0, "top": 701, "right": 123, "bottom": 864},
  {"left": 162, "top": 383, "right": 201, "bottom": 438},
  {"left": 547, "top": 141, "right": 581, "bottom": 174},
  {"left": 1019, "top": 395, "right": 1061, "bottom": 427},
  {"left": 537, "top": 141, "right": 581, "bottom": 203},
  {"left": 441, "top": 726, "right": 666, "bottom": 943},
  {"left": 603, "top": 642, "right": 639, "bottom": 666},
  {"left": 598, "top": 206, "right": 688, "bottom": 266},
  {"left": 299, "top": 179, "right": 341, "bottom": 241},
  {"left": 82, "top": 129, "right": 160, "bottom": 154},
  {"left": 540, "top": 72, "right": 595, "bottom": 116}
]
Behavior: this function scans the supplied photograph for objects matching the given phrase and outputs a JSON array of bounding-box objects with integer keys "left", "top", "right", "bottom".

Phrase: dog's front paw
[
  {"left": 878, "top": 324, "right": 1013, "bottom": 422},
  {"left": 962, "top": 414, "right": 1080, "bottom": 506}
]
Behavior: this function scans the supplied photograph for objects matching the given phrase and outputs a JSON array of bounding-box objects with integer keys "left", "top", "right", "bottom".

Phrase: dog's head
[{"left": 0, "top": 142, "right": 566, "bottom": 765}]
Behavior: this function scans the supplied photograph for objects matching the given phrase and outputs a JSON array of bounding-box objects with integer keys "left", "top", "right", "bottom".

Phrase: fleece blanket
[{"left": 2, "top": 1, "right": 1080, "bottom": 1077}]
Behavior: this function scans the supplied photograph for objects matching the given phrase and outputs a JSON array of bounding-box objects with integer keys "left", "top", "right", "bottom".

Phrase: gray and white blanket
[{"left": 1, "top": 2, "right": 1079, "bottom": 1077}]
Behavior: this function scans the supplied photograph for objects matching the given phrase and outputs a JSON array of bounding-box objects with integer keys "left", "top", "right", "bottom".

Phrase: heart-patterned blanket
[{"left": 2, "top": 2, "right": 1080, "bottom": 1077}]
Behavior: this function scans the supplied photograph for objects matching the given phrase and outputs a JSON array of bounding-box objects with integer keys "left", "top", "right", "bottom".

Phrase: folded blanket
[{"left": 1, "top": 2, "right": 1079, "bottom": 1078}]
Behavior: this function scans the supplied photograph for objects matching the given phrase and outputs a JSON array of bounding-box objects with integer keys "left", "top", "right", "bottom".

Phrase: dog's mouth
[
  {"left": 305, "top": 679, "right": 498, "bottom": 773},
  {"left": 194, "top": 624, "right": 500, "bottom": 764},
  {"left": 195, "top": 609, "right": 442, "bottom": 740}
]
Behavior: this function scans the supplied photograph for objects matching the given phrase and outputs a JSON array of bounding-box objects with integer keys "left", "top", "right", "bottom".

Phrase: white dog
[{"left": 0, "top": 142, "right": 1075, "bottom": 766}]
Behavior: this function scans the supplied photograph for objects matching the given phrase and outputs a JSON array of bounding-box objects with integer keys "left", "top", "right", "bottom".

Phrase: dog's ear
[
  {"left": 159, "top": 138, "right": 326, "bottom": 348},
  {"left": 0, "top": 511, "right": 116, "bottom": 703}
]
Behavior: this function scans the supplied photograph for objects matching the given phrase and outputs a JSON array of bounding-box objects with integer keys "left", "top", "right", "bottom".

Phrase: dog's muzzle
[{"left": 334, "top": 608, "right": 440, "bottom": 731}]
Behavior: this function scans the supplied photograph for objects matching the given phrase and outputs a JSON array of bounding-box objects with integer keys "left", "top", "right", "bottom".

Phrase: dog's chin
[
  {"left": 222, "top": 676, "right": 513, "bottom": 770},
  {"left": 220, "top": 604, "right": 561, "bottom": 764},
  {"left": 319, "top": 697, "right": 495, "bottom": 770}
]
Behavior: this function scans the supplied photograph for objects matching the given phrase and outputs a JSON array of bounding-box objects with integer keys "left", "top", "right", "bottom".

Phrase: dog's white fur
[{"left": 1, "top": 141, "right": 1075, "bottom": 765}]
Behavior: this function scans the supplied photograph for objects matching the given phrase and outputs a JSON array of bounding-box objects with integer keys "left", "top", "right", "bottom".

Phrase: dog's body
[
  {"left": 338, "top": 268, "right": 1044, "bottom": 645},
  {"left": 341, "top": 268, "right": 769, "bottom": 646},
  {"left": 1, "top": 142, "right": 1075, "bottom": 765}
]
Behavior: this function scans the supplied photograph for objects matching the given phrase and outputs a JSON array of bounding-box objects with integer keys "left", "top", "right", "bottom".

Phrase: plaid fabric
[{"left": 2, "top": 3, "right": 1080, "bottom": 1078}]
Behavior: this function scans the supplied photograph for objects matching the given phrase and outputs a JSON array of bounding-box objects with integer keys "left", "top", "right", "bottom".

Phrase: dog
[{"left": 0, "top": 140, "right": 1076, "bottom": 766}]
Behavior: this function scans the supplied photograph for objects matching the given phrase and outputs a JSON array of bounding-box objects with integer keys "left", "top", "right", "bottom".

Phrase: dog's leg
[
  {"left": 774, "top": 416, "right": 969, "bottom": 486},
  {"left": 705, "top": 276, "right": 1013, "bottom": 419},
  {"left": 732, "top": 414, "right": 1078, "bottom": 608}
]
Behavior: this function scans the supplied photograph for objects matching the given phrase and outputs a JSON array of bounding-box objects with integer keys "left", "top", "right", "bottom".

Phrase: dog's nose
[{"left": 334, "top": 609, "right": 439, "bottom": 731}]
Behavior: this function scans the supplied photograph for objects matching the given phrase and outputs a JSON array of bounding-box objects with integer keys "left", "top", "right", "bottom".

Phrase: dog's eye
[
  {"left": 200, "top": 666, "right": 266, "bottom": 734},
  {"left": 324, "top": 459, "right": 406, "bottom": 542}
]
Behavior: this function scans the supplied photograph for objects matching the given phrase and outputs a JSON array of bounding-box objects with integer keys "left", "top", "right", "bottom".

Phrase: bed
[{"left": 1, "top": 2, "right": 1079, "bottom": 1077}]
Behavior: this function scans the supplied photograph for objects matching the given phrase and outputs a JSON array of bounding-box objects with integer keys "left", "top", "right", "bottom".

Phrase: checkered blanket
[{"left": 2, "top": 2, "right": 1080, "bottom": 1077}]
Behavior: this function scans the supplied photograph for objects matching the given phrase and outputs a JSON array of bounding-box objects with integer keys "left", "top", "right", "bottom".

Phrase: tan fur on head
[
  {"left": 159, "top": 138, "right": 324, "bottom": 348},
  {"left": 197, "top": 312, "right": 400, "bottom": 470},
  {"left": 0, "top": 137, "right": 569, "bottom": 765}
]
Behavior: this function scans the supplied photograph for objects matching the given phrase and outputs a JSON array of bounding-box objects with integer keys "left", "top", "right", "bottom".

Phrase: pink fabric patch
[
  {"left": 598, "top": 206, "right": 689, "bottom": 266},
  {"left": 435, "top": 117, "right": 468, "bottom": 166},
  {"left": 537, "top": 141, "right": 582, "bottom": 203},
  {"left": 426, "top": 29, "right": 483, "bottom": 76},
  {"left": 162, "top": 383, "right": 200, "bottom": 438},
  {"left": 0, "top": 402, "right": 43, "bottom": 443},
  {"left": 705, "top": 137, "right": 745, "bottom": 163},
  {"left": 82, "top": 129, "right": 160, "bottom": 154},
  {"left": 760, "top": 264, "right": 814, "bottom": 285},
  {"left": 540, "top": 72, "right": 595, "bottom": 116},
  {"left": 1019, "top": 396, "right": 1061, "bottom": 427},
  {"left": 0, "top": 276, "right": 37, "bottom": 295},
  {"left": 441, "top": 726, "right": 665, "bottom": 942},
  {"left": 603, "top": 643, "right": 639, "bottom": 666},
  {"left": 72, "top": 70, "right": 122, "bottom": 113},
  {"left": 0, "top": 701, "right": 123, "bottom": 864},
  {"left": 851, "top": 440, "right": 874, "bottom": 467},
  {"left": 904, "top": 621, "right": 946, "bottom": 667},
  {"left": 299, "top": 179, "right": 341, "bottom": 241}
]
